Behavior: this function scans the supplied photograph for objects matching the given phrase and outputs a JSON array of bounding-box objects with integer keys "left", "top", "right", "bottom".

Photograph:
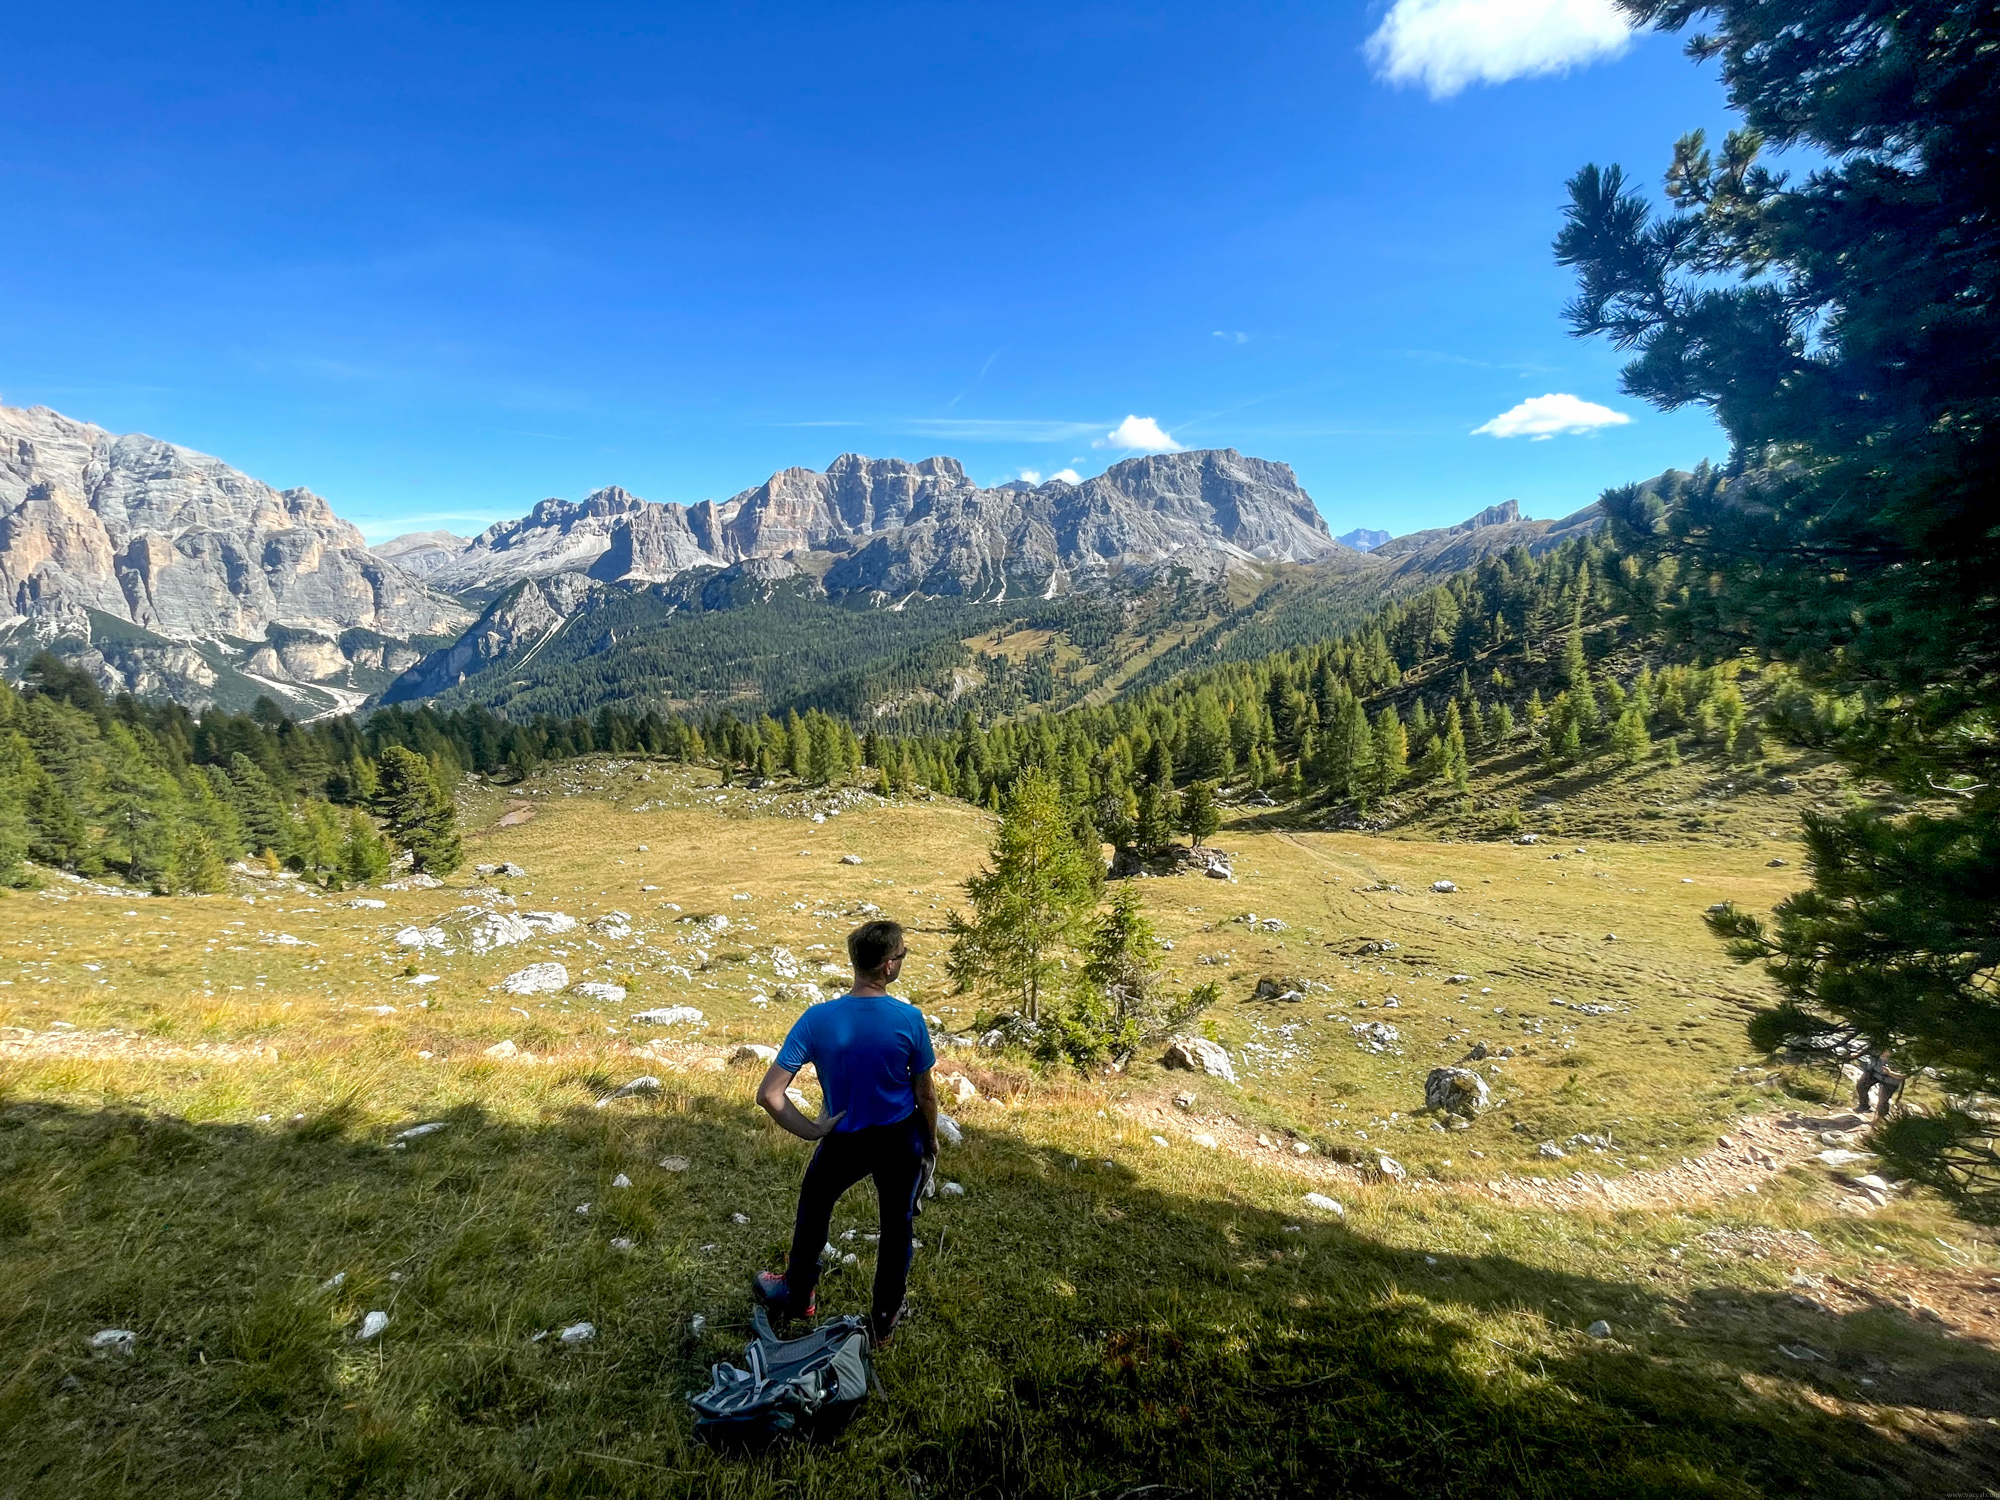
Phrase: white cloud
[
  {"left": 1473, "top": 392, "right": 1632, "bottom": 440},
  {"left": 1094, "top": 415, "right": 1182, "bottom": 453},
  {"left": 1212, "top": 330, "right": 1250, "bottom": 344},
  {"left": 1366, "top": 0, "right": 1633, "bottom": 98},
  {"left": 1050, "top": 468, "right": 1082, "bottom": 484},
  {"left": 1017, "top": 469, "right": 1043, "bottom": 484}
]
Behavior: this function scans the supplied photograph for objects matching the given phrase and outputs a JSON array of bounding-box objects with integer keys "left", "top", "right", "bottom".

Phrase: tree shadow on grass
[{"left": 0, "top": 1092, "right": 1995, "bottom": 1500}]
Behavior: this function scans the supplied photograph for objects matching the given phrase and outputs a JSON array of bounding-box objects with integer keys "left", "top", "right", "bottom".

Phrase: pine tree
[
  {"left": 338, "top": 808, "right": 392, "bottom": 885},
  {"left": 1370, "top": 707, "right": 1407, "bottom": 798},
  {"left": 1610, "top": 706, "right": 1652, "bottom": 767},
  {"left": 378, "top": 746, "right": 462, "bottom": 875},
  {"left": 1439, "top": 702, "right": 1470, "bottom": 791},
  {"left": 1179, "top": 781, "right": 1220, "bottom": 846},
  {"left": 945, "top": 768, "right": 1097, "bottom": 1024},
  {"left": 1560, "top": 0, "right": 2000, "bottom": 1207},
  {"left": 1134, "top": 782, "right": 1179, "bottom": 852},
  {"left": 293, "top": 799, "right": 345, "bottom": 886},
  {"left": 1047, "top": 883, "right": 1162, "bottom": 1064},
  {"left": 1561, "top": 606, "right": 1589, "bottom": 691},
  {"left": 167, "top": 827, "right": 229, "bottom": 894}
]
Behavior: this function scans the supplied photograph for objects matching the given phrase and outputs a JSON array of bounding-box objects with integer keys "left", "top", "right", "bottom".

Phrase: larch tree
[{"left": 945, "top": 768, "right": 1099, "bottom": 1024}]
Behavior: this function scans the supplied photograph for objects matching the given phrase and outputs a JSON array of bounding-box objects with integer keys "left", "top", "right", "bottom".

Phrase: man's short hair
[{"left": 848, "top": 919, "right": 905, "bottom": 977}]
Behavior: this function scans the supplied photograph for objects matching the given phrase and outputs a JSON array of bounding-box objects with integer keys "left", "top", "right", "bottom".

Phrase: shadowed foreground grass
[{"left": 3, "top": 1053, "right": 1996, "bottom": 1500}]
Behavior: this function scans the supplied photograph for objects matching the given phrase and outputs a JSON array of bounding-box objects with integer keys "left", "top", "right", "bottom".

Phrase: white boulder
[
  {"left": 500, "top": 962, "right": 569, "bottom": 995},
  {"left": 1163, "top": 1035, "right": 1237, "bottom": 1084}
]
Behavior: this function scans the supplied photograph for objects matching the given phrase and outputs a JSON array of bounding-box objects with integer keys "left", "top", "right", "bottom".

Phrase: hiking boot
[
  {"left": 868, "top": 1302, "right": 909, "bottom": 1350},
  {"left": 752, "top": 1271, "right": 815, "bottom": 1319}
]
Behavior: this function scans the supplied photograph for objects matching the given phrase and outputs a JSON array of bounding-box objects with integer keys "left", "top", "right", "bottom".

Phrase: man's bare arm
[
  {"left": 912, "top": 1067, "right": 940, "bottom": 1158},
  {"left": 756, "top": 1063, "right": 844, "bottom": 1141}
]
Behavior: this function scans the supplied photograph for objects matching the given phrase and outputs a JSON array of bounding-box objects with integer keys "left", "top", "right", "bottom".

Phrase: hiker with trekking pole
[{"left": 750, "top": 917, "right": 939, "bottom": 1350}]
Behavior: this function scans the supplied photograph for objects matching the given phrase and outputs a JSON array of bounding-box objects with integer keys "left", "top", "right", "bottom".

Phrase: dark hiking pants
[{"left": 784, "top": 1111, "right": 927, "bottom": 1323}]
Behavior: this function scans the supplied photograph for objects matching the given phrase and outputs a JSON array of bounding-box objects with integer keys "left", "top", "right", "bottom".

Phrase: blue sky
[{"left": 0, "top": 2, "right": 1739, "bottom": 542}]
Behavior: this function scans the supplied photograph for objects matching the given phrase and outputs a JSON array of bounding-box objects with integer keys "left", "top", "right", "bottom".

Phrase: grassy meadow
[{"left": 1, "top": 758, "right": 1996, "bottom": 1497}]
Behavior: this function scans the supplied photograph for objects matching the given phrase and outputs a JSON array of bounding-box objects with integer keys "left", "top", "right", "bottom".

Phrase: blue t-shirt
[{"left": 776, "top": 992, "right": 936, "bottom": 1132}]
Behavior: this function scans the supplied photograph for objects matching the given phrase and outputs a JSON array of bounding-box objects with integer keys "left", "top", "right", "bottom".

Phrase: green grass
[{"left": 1, "top": 758, "right": 1996, "bottom": 1497}]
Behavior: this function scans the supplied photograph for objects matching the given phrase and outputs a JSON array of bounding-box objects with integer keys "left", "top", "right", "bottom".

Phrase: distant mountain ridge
[
  {"left": 392, "top": 448, "right": 1342, "bottom": 601},
  {"left": 0, "top": 399, "right": 1613, "bottom": 722}
]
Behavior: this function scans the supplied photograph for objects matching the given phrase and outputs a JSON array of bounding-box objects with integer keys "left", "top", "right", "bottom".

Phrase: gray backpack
[{"left": 688, "top": 1307, "right": 874, "bottom": 1450}]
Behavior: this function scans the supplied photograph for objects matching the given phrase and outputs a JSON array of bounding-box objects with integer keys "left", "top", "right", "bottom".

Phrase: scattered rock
[
  {"left": 597, "top": 1076, "right": 661, "bottom": 1107},
  {"left": 1586, "top": 1320, "right": 1612, "bottom": 1339},
  {"left": 610, "top": 1237, "right": 635, "bottom": 1251},
  {"left": 729, "top": 1043, "right": 779, "bottom": 1067},
  {"left": 1431, "top": 880, "right": 1458, "bottom": 894},
  {"left": 394, "top": 1121, "right": 449, "bottom": 1140},
  {"left": 484, "top": 1040, "right": 525, "bottom": 1060},
  {"left": 1424, "top": 1067, "right": 1490, "bottom": 1117},
  {"left": 1352, "top": 1021, "right": 1402, "bottom": 1054},
  {"left": 89, "top": 1329, "right": 137, "bottom": 1355},
  {"left": 1817, "top": 1148, "right": 1874, "bottom": 1166},
  {"left": 1191, "top": 1132, "right": 1219, "bottom": 1148},
  {"left": 937, "top": 1115, "right": 964, "bottom": 1147},
  {"left": 1538, "top": 1142, "right": 1567, "bottom": 1160},
  {"left": 1173, "top": 1091, "right": 1197, "bottom": 1111},
  {"left": 1768, "top": 858, "right": 1789, "bottom": 867},
  {"left": 557, "top": 1321, "right": 595, "bottom": 1345},
  {"left": 937, "top": 1071, "right": 979, "bottom": 1104},
  {"left": 1302, "top": 1192, "right": 1344, "bottom": 1214},
  {"left": 348, "top": 898, "right": 387, "bottom": 910},
  {"left": 572, "top": 982, "right": 627, "bottom": 1004},
  {"left": 1163, "top": 1035, "right": 1237, "bottom": 1083},
  {"left": 632, "top": 1006, "right": 704, "bottom": 1027},
  {"left": 840, "top": 854, "right": 863, "bottom": 865},
  {"left": 611, "top": 1173, "right": 632, "bottom": 1189},
  {"left": 500, "top": 962, "right": 569, "bottom": 995},
  {"left": 658, "top": 1156, "right": 690, "bottom": 1172},
  {"left": 1375, "top": 1155, "right": 1408, "bottom": 1183},
  {"left": 1253, "top": 976, "right": 1305, "bottom": 1001},
  {"left": 942, "top": 1180, "right": 965, "bottom": 1196},
  {"left": 356, "top": 1311, "right": 388, "bottom": 1342}
]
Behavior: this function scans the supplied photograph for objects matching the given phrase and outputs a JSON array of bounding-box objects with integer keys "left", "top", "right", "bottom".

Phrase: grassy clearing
[{"left": 2, "top": 759, "right": 1996, "bottom": 1497}]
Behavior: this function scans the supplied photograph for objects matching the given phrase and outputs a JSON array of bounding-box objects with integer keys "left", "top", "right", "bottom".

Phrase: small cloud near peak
[
  {"left": 1367, "top": 0, "right": 1633, "bottom": 99},
  {"left": 1212, "top": 330, "right": 1250, "bottom": 344},
  {"left": 1473, "top": 392, "right": 1631, "bottom": 440},
  {"left": 1050, "top": 468, "right": 1082, "bottom": 484},
  {"left": 1017, "top": 468, "right": 1042, "bottom": 484},
  {"left": 1094, "top": 415, "right": 1182, "bottom": 453}
]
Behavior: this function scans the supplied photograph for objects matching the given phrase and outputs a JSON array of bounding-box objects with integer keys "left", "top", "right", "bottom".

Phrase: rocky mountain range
[
  {"left": 0, "top": 400, "right": 1605, "bottom": 718},
  {"left": 399, "top": 448, "right": 1343, "bottom": 601},
  {"left": 0, "top": 404, "right": 471, "bottom": 712}
]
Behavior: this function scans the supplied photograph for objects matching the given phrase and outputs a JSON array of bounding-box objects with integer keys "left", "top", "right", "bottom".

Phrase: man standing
[{"left": 754, "top": 918, "right": 939, "bottom": 1348}]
